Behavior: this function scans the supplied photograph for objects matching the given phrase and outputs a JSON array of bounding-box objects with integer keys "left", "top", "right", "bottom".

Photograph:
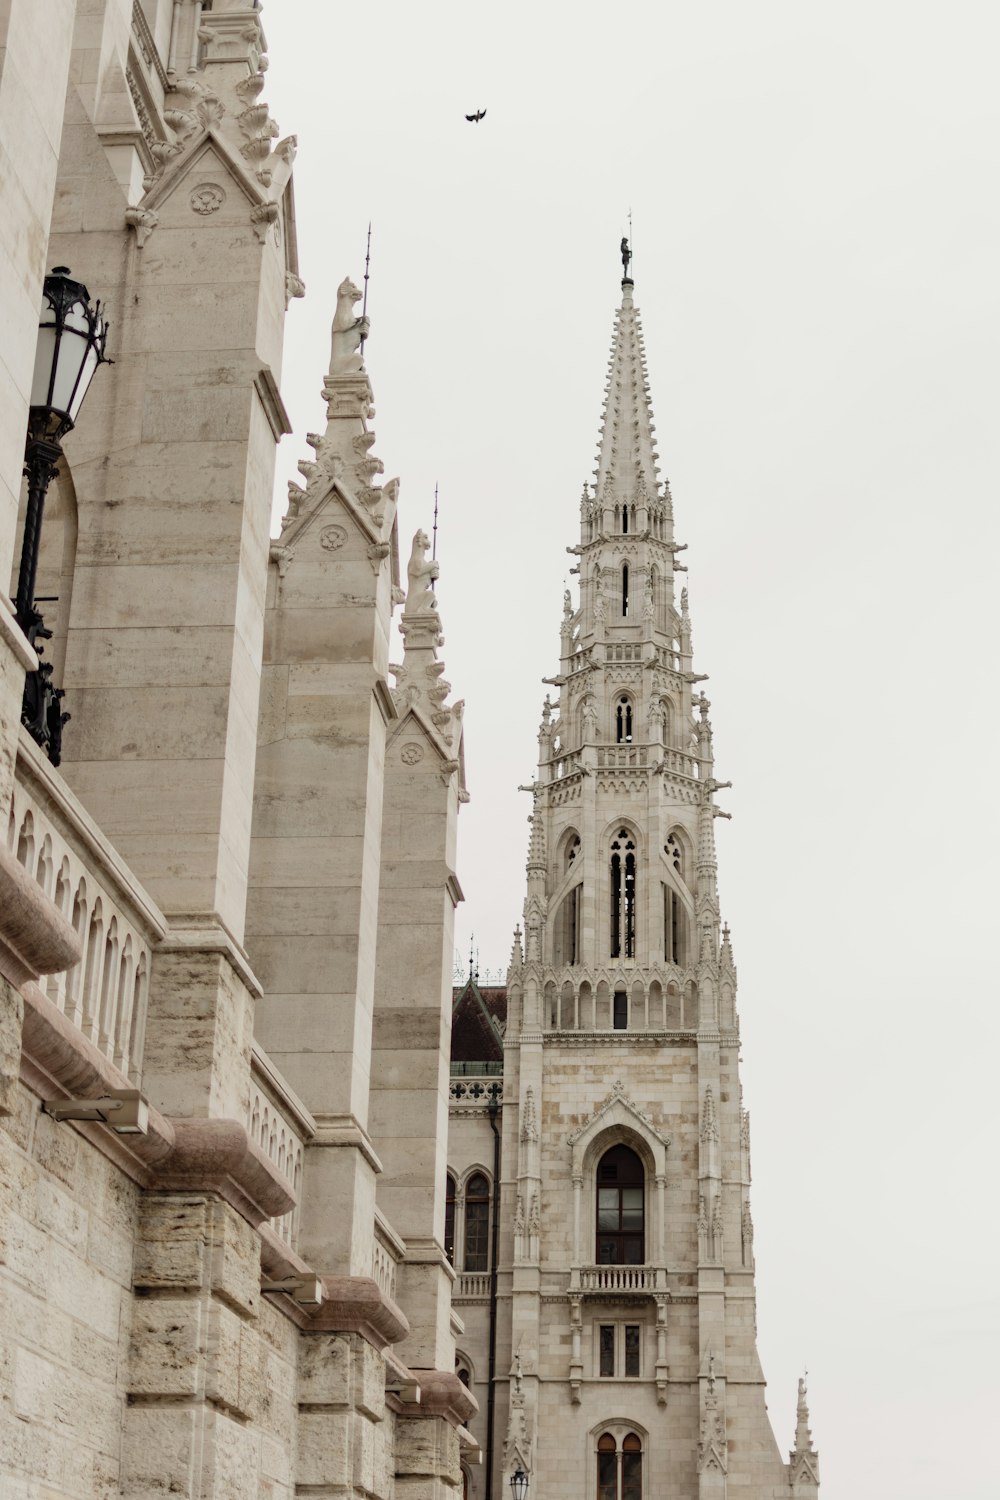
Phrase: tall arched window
[
  {"left": 610, "top": 828, "right": 636, "bottom": 958},
  {"left": 615, "top": 697, "right": 633, "bottom": 744},
  {"left": 444, "top": 1173, "right": 456, "bottom": 1264},
  {"left": 621, "top": 563, "right": 630, "bottom": 617},
  {"left": 557, "top": 884, "right": 581, "bottom": 966},
  {"left": 463, "top": 1173, "right": 490, "bottom": 1271},
  {"left": 597, "top": 1432, "right": 643, "bottom": 1500},
  {"left": 621, "top": 503, "right": 629, "bottom": 534},
  {"left": 596, "top": 1145, "right": 644, "bottom": 1264}
]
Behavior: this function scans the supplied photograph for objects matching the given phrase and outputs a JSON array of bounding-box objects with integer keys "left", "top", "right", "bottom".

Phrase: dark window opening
[
  {"left": 613, "top": 990, "right": 627, "bottom": 1030},
  {"left": 444, "top": 1173, "right": 456, "bottom": 1264},
  {"left": 610, "top": 830, "right": 636, "bottom": 959},
  {"left": 623, "top": 1434, "right": 643, "bottom": 1500},
  {"left": 599, "top": 1324, "right": 615, "bottom": 1376},
  {"left": 625, "top": 1326, "right": 641, "bottom": 1378},
  {"left": 664, "top": 885, "right": 685, "bottom": 966},
  {"left": 622, "top": 504, "right": 629, "bottom": 534},
  {"left": 596, "top": 1145, "right": 645, "bottom": 1264},
  {"left": 622, "top": 563, "right": 629, "bottom": 617},
  {"left": 598, "top": 1435, "right": 617, "bottom": 1500},
  {"left": 616, "top": 697, "right": 633, "bottom": 744},
  {"left": 463, "top": 1173, "right": 490, "bottom": 1271}
]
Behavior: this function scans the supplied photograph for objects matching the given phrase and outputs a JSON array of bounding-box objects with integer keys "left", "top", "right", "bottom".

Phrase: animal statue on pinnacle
[
  {"left": 328, "top": 276, "right": 370, "bottom": 376},
  {"left": 405, "top": 529, "right": 439, "bottom": 614}
]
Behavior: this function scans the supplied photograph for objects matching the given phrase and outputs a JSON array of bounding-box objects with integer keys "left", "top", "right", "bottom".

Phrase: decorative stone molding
[
  {"left": 0, "top": 841, "right": 81, "bottom": 987},
  {"left": 253, "top": 364, "right": 292, "bottom": 439},
  {"left": 189, "top": 182, "right": 226, "bottom": 214},
  {"left": 125, "top": 204, "right": 159, "bottom": 247}
]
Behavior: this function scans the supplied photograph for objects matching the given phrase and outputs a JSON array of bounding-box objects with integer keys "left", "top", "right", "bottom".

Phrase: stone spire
[
  {"left": 593, "top": 278, "right": 661, "bottom": 501},
  {"left": 789, "top": 1375, "right": 820, "bottom": 1490}
]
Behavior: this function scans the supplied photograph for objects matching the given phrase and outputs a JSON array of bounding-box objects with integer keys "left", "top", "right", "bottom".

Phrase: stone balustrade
[
  {"left": 453, "top": 1271, "right": 491, "bottom": 1301},
  {"left": 6, "top": 731, "right": 164, "bottom": 1083},
  {"left": 448, "top": 1076, "right": 504, "bottom": 1108},
  {"left": 248, "top": 1042, "right": 314, "bottom": 1250},
  {"left": 578, "top": 1264, "right": 655, "bottom": 1296},
  {"left": 372, "top": 1209, "right": 405, "bottom": 1303}
]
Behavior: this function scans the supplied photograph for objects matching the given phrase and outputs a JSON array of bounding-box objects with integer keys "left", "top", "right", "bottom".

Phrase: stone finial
[{"left": 789, "top": 1374, "right": 820, "bottom": 1486}]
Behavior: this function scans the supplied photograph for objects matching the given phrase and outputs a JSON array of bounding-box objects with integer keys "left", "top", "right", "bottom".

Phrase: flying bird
[{"left": 465, "top": 108, "right": 487, "bottom": 123}]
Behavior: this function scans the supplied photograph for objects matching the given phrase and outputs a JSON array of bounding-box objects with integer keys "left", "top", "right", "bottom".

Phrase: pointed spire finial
[{"left": 359, "top": 221, "right": 372, "bottom": 357}]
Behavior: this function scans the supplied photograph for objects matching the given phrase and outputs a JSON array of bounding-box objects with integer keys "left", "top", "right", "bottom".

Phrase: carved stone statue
[
  {"left": 405, "top": 529, "right": 439, "bottom": 614},
  {"left": 621, "top": 236, "right": 632, "bottom": 277},
  {"left": 328, "top": 276, "right": 370, "bottom": 376}
]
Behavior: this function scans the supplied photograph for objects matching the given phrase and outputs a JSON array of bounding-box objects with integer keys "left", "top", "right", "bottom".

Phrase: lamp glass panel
[
  {"left": 30, "top": 328, "right": 58, "bottom": 406},
  {"left": 51, "top": 328, "right": 90, "bottom": 414},
  {"left": 69, "top": 342, "right": 101, "bottom": 420}
]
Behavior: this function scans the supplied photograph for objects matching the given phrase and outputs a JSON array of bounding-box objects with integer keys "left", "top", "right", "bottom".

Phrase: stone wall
[{"left": 1, "top": 1078, "right": 138, "bottom": 1499}]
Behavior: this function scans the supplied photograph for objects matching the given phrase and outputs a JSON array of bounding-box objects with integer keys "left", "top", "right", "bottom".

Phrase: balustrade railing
[
  {"left": 578, "top": 1264, "right": 654, "bottom": 1294},
  {"left": 453, "top": 1271, "right": 492, "bottom": 1300},
  {"left": 7, "top": 731, "right": 163, "bottom": 1083},
  {"left": 372, "top": 1209, "right": 404, "bottom": 1302},
  {"left": 248, "top": 1043, "right": 313, "bottom": 1250}
]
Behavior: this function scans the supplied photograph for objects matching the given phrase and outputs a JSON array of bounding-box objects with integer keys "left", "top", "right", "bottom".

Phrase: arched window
[
  {"left": 444, "top": 1173, "right": 456, "bottom": 1264},
  {"left": 566, "top": 833, "right": 581, "bottom": 871},
  {"left": 463, "top": 1172, "right": 490, "bottom": 1271},
  {"left": 610, "top": 829, "right": 636, "bottom": 959},
  {"left": 621, "top": 503, "right": 629, "bottom": 534},
  {"left": 596, "top": 1432, "right": 643, "bottom": 1500},
  {"left": 613, "top": 989, "right": 627, "bottom": 1030},
  {"left": 663, "top": 885, "right": 687, "bottom": 966},
  {"left": 596, "top": 1145, "right": 644, "bottom": 1264},
  {"left": 557, "top": 885, "right": 581, "bottom": 967},
  {"left": 621, "top": 564, "right": 629, "bottom": 617},
  {"left": 665, "top": 831, "right": 683, "bottom": 878},
  {"left": 615, "top": 697, "right": 633, "bottom": 744}
]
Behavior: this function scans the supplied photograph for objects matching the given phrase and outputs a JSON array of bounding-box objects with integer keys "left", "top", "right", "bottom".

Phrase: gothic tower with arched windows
[{"left": 448, "top": 267, "right": 819, "bottom": 1499}]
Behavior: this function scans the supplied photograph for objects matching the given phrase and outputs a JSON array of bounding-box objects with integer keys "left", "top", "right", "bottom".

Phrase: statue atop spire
[{"left": 620, "top": 235, "right": 632, "bottom": 281}]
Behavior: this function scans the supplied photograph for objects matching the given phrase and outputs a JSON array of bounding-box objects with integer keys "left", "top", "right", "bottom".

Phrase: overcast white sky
[{"left": 262, "top": 4, "right": 999, "bottom": 1493}]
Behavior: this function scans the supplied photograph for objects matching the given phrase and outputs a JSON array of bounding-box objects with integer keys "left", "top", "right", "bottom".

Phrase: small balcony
[{"left": 573, "top": 1264, "right": 662, "bottom": 1298}]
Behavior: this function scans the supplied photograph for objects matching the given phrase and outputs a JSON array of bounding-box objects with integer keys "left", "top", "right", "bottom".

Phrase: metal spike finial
[
  {"left": 432, "top": 482, "right": 439, "bottom": 561},
  {"left": 359, "top": 221, "right": 372, "bottom": 357}
]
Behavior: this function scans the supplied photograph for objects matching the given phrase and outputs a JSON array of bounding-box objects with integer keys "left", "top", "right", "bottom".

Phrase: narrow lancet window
[
  {"left": 622, "top": 503, "right": 629, "bottom": 534},
  {"left": 616, "top": 697, "right": 633, "bottom": 744},
  {"left": 622, "top": 563, "right": 629, "bottom": 616},
  {"left": 610, "top": 829, "right": 637, "bottom": 958}
]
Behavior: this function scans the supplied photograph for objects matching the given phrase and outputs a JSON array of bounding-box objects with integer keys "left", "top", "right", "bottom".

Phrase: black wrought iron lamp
[
  {"left": 15, "top": 266, "right": 110, "bottom": 764},
  {"left": 509, "top": 1470, "right": 529, "bottom": 1500}
]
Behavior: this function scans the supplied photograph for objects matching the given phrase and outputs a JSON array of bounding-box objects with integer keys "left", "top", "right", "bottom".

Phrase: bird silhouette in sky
[{"left": 465, "top": 108, "right": 487, "bottom": 123}]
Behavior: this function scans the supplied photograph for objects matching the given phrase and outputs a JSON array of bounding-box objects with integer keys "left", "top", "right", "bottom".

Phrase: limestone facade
[
  {"left": 446, "top": 282, "right": 820, "bottom": 1499},
  {"left": 0, "top": 2, "right": 473, "bottom": 1496}
]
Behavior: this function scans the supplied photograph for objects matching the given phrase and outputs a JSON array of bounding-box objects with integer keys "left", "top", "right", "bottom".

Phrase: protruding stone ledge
[
  {"left": 405, "top": 1369, "right": 478, "bottom": 1427},
  {"left": 0, "top": 843, "right": 82, "bottom": 987},
  {"left": 17, "top": 981, "right": 295, "bottom": 1225},
  {"left": 309, "top": 1275, "right": 409, "bottom": 1351}
]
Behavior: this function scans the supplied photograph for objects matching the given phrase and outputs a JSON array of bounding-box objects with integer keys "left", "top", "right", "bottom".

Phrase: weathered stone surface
[{"left": 0, "top": 975, "right": 23, "bottom": 1116}]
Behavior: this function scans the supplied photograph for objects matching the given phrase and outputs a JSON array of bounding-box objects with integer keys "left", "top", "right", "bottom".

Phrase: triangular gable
[
  {"left": 279, "top": 476, "right": 385, "bottom": 555},
  {"left": 567, "top": 1079, "right": 670, "bottom": 1176},
  {"left": 137, "top": 128, "right": 268, "bottom": 214}
]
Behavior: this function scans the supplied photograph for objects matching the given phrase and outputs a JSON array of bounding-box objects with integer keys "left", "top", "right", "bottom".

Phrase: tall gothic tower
[{"left": 450, "top": 264, "right": 820, "bottom": 1499}]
